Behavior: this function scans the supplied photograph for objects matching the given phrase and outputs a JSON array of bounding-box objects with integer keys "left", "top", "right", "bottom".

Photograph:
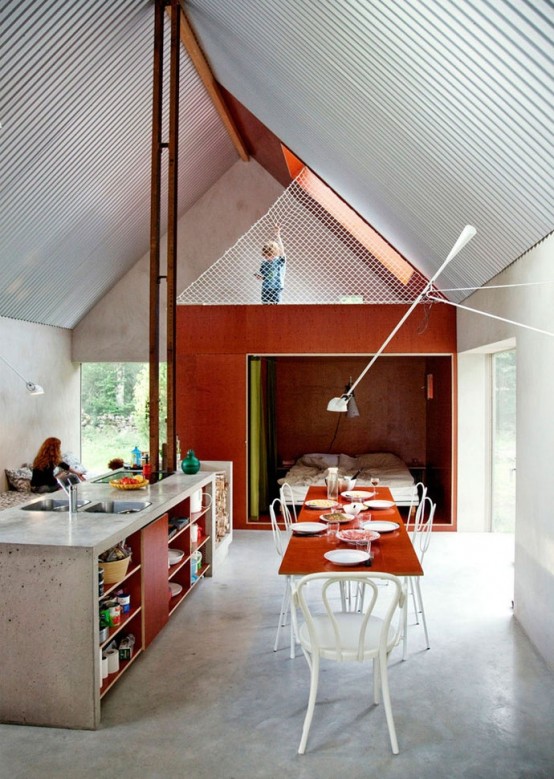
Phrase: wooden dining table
[{"left": 278, "top": 485, "right": 423, "bottom": 578}]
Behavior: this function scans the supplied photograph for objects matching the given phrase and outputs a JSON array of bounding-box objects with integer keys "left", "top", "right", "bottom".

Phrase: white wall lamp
[
  {"left": 327, "top": 378, "right": 362, "bottom": 414},
  {"left": 0, "top": 354, "right": 45, "bottom": 395},
  {"left": 327, "top": 224, "right": 477, "bottom": 412},
  {"left": 345, "top": 379, "right": 360, "bottom": 418}
]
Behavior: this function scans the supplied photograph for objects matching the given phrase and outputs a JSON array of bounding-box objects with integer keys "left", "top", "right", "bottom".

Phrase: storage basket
[{"left": 98, "top": 556, "right": 130, "bottom": 585}]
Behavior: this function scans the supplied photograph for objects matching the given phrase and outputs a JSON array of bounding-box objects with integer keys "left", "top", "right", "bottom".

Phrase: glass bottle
[
  {"left": 181, "top": 449, "right": 201, "bottom": 474},
  {"left": 326, "top": 466, "right": 339, "bottom": 501},
  {"left": 142, "top": 454, "right": 151, "bottom": 479}
]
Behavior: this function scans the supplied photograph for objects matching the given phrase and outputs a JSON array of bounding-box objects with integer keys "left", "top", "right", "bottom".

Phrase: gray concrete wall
[
  {"left": 0, "top": 316, "right": 81, "bottom": 491},
  {"left": 73, "top": 159, "right": 284, "bottom": 362},
  {"left": 457, "top": 233, "right": 554, "bottom": 669}
]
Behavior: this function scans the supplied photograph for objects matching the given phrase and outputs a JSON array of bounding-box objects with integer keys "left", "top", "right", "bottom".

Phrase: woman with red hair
[{"left": 31, "top": 437, "right": 85, "bottom": 493}]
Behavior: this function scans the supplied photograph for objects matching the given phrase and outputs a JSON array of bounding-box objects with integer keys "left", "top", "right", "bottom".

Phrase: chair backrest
[
  {"left": 407, "top": 481, "right": 427, "bottom": 529},
  {"left": 411, "top": 495, "right": 436, "bottom": 561},
  {"left": 279, "top": 482, "right": 297, "bottom": 526},
  {"left": 292, "top": 572, "right": 405, "bottom": 662},
  {"left": 269, "top": 498, "right": 291, "bottom": 557}
]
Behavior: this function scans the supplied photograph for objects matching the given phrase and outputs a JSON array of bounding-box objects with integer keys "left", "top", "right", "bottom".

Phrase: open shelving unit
[
  {"left": 136, "top": 474, "right": 217, "bottom": 652},
  {"left": 98, "top": 532, "right": 144, "bottom": 697},
  {"left": 167, "top": 493, "right": 213, "bottom": 616},
  {"left": 97, "top": 473, "right": 217, "bottom": 704}
]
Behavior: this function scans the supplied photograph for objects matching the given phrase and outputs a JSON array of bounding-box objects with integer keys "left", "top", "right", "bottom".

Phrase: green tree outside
[{"left": 81, "top": 363, "right": 167, "bottom": 473}]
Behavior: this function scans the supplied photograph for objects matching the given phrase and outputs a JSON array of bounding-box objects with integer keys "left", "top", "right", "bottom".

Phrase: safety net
[{"left": 177, "top": 168, "right": 429, "bottom": 306}]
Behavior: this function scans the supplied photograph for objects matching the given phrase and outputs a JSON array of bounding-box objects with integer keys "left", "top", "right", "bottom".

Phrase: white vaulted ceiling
[{"left": 1, "top": 0, "right": 552, "bottom": 327}]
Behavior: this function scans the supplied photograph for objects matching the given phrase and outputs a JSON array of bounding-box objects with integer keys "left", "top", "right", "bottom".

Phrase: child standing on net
[{"left": 255, "top": 225, "right": 286, "bottom": 304}]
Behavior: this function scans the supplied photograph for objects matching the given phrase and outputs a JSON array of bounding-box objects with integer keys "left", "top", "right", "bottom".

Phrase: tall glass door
[{"left": 491, "top": 350, "right": 516, "bottom": 532}]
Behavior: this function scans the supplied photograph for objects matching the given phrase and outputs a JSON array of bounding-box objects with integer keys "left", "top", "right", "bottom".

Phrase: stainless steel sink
[
  {"left": 84, "top": 500, "right": 152, "bottom": 514},
  {"left": 21, "top": 498, "right": 91, "bottom": 512}
]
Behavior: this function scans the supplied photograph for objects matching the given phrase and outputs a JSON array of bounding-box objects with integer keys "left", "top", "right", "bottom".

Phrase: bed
[{"left": 277, "top": 452, "right": 415, "bottom": 506}]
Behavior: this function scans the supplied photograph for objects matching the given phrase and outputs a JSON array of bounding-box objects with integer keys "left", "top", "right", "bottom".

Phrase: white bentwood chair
[
  {"left": 279, "top": 482, "right": 298, "bottom": 526},
  {"left": 292, "top": 571, "right": 406, "bottom": 755},
  {"left": 269, "top": 498, "right": 296, "bottom": 658},
  {"left": 407, "top": 480, "right": 427, "bottom": 525},
  {"left": 402, "top": 494, "right": 436, "bottom": 660}
]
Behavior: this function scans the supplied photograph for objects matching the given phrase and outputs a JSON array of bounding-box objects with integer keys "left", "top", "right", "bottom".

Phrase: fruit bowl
[{"left": 109, "top": 476, "right": 149, "bottom": 490}]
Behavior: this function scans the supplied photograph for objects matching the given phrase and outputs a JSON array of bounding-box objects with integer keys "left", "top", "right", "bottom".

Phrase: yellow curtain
[{"left": 249, "top": 358, "right": 268, "bottom": 518}]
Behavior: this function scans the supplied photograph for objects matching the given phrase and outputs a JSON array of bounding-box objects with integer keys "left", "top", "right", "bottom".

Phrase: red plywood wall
[
  {"left": 176, "top": 305, "right": 456, "bottom": 529},
  {"left": 275, "top": 355, "right": 428, "bottom": 464}
]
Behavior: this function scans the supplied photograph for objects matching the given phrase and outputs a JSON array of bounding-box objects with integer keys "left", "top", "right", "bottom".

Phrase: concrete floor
[{"left": 1, "top": 531, "right": 553, "bottom": 779}]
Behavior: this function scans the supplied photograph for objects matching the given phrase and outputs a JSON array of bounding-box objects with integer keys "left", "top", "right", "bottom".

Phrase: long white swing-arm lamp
[
  {"left": 327, "top": 225, "right": 477, "bottom": 412},
  {"left": 0, "top": 354, "right": 45, "bottom": 395}
]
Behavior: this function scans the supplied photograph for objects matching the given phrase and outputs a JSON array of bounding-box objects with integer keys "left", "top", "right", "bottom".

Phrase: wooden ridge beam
[{"left": 167, "top": 3, "right": 249, "bottom": 161}]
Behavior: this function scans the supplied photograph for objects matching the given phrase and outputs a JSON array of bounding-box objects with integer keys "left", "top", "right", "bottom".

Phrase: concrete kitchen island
[{"left": 0, "top": 470, "right": 218, "bottom": 729}]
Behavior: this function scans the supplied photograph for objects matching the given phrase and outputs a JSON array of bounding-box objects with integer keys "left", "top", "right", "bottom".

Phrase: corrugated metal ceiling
[
  {"left": 1, "top": 0, "right": 552, "bottom": 328},
  {"left": 0, "top": 0, "right": 237, "bottom": 328}
]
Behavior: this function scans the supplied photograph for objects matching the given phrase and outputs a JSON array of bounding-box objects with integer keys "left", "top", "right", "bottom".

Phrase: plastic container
[{"left": 131, "top": 446, "right": 142, "bottom": 468}]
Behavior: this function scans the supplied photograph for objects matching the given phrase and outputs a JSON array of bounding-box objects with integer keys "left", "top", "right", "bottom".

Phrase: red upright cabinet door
[{"left": 142, "top": 513, "right": 169, "bottom": 647}]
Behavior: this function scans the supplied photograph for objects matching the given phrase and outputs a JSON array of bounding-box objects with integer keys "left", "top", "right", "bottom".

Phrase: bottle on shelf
[
  {"left": 142, "top": 454, "right": 151, "bottom": 480},
  {"left": 131, "top": 446, "right": 142, "bottom": 469}
]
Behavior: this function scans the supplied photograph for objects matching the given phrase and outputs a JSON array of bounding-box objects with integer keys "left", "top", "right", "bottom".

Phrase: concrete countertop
[{"left": 0, "top": 470, "right": 213, "bottom": 554}]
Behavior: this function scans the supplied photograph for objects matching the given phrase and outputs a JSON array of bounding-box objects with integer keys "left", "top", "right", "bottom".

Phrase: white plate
[
  {"left": 168, "top": 548, "right": 185, "bottom": 565},
  {"left": 364, "top": 499, "right": 395, "bottom": 510},
  {"left": 362, "top": 520, "right": 400, "bottom": 533},
  {"left": 305, "top": 499, "right": 340, "bottom": 510},
  {"left": 292, "top": 522, "right": 327, "bottom": 534},
  {"left": 337, "top": 529, "right": 381, "bottom": 545},
  {"left": 324, "top": 549, "right": 370, "bottom": 566},
  {"left": 169, "top": 582, "right": 183, "bottom": 597},
  {"left": 341, "top": 490, "right": 375, "bottom": 501}
]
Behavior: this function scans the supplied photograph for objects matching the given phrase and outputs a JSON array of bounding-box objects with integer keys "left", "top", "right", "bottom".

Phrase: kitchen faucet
[{"left": 56, "top": 472, "right": 80, "bottom": 513}]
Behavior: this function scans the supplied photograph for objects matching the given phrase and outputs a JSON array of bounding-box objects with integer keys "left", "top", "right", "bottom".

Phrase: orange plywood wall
[{"left": 176, "top": 305, "right": 456, "bottom": 528}]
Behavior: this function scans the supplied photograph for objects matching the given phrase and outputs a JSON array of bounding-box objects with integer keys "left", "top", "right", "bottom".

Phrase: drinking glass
[
  {"left": 327, "top": 521, "right": 339, "bottom": 540},
  {"left": 370, "top": 475, "right": 380, "bottom": 495}
]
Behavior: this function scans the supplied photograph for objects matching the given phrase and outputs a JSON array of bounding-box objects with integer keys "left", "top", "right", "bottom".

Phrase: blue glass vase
[{"left": 181, "top": 449, "right": 200, "bottom": 474}]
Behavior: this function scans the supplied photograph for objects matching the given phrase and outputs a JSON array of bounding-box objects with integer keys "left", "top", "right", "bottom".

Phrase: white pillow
[
  {"left": 338, "top": 453, "right": 358, "bottom": 471},
  {"left": 356, "top": 452, "right": 404, "bottom": 468},
  {"left": 61, "top": 452, "right": 87, "bottom": 474},
  {"left": 298, "top": 453, "right": 339, "bottom": 469},
  {"left": 5, "top": 467, "right": 32, "bottom": 492}
]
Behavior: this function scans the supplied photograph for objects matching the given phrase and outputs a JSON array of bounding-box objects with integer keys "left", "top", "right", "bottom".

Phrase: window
[{"left": 81, "top": 363, "right": 166, "bottom": 472}]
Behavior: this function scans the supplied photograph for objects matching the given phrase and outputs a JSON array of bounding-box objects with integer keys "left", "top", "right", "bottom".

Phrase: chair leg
[
  {"left": 414, "top": 578, "right": 430, "bottom": 649},
  {"left": 274, "top": 581, "right": 290, "bottom": 652},
  {"left": 373, "top": 657, "right": 380, "bottom": 704},
  {"left": 402, "top": 585, "right": 409, "bottom": 661},
  {"left": 288, "top": 577, "right": 296, "bottom": 659},
  {"left": 378, "top": 652, "right": 399, "bottom": 755},
  {"left": 298, "top": 654, "right": 320, "bottom": 754},
  {"left": 274, "top": 578, "right": 297, "bottom": 657},
  {"left": 410, "top": 577, "right": 419, "bottom": 624}
]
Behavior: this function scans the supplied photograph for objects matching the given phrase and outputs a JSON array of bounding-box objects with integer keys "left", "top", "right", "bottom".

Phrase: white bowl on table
[{"left": 342, "top": 502, "right": 366, "bottom": 517}]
